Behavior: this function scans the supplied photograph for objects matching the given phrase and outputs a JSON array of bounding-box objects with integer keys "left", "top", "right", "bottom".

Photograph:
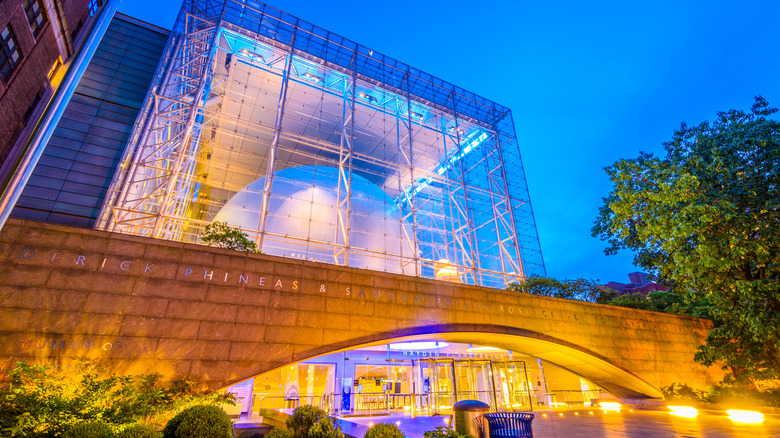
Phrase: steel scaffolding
[{"left": 97, "top": 0, "right": 545, "bottom": 287}]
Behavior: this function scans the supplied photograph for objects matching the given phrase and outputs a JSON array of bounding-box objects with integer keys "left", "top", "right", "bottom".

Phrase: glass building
[{"left": 98, "top": 0, "right": 545, "bottom": 287}]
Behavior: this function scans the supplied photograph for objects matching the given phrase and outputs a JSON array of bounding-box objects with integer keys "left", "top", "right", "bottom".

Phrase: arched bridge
[{"left": 0, "top": 219, "right": 722, "bottom": 399}]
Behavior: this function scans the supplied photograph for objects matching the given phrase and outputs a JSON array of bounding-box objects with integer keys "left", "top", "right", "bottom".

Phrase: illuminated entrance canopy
[{"left": 98, "top": 0, "right": 545, "bottom": 288}]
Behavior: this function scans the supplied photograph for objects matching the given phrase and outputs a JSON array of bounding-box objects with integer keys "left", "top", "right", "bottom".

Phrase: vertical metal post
[
  {"left": 493, "top": 120, "right": 527, "bottom": 280},
  {"left": 257, "top": 36, "right": 295, "bottom": 249},
  {"left": 333, "top": 71, "right": 354, "bottom": 265},
  {"left": 151, "top": 27, "right": 221, "bottom": 238},
  {"left": 453, "top": 119, "right": 482, "bottom": 284},
  {"left": 0, "top": 0, "right": 120, "bottom": 232}
]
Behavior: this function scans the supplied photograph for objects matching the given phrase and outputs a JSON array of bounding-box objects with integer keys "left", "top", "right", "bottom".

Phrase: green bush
[
  {"left": 661, "top": 382, "right": 706, "bottom": 403},
  {"left": 162, "top": 405, "right": 233, "bottom": 438},
  {"left": 363, "top": 423, "right": 403, "bottom": 438},
  {"left": 423, "top": 426, "right": 472, "bottom": 438},
  {"left": 264, "top": 429, "right": 294, "bottom": 438},
  {"left": 286, "top": 405, "right": 328, "bottom": 438},
  {"left": 0, "top": 360, "right": 234, "bottom": 437},
  {"left": 65, "top": 421, "right": 114, "bottom": 438},
  {"left": 307, "top": 417, "right": 343, "bottom": 438},
  {"left": 117, "top": 424, "right": 161, "bottom": 438}
]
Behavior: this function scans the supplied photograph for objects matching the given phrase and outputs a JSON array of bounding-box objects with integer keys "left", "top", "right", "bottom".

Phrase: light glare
[
  {"left": 668, "top": 406, "right": 698, "bottom": 418},
  {"left": 727, "top": 410, "right": 764, "bottom": 424},
  {"left": 599, "top": 402, "right": 621, "bottom": 412}
]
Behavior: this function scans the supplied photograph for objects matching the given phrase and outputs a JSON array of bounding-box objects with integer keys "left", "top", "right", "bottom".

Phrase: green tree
[
  {"left": 199, "top": 221, "right": 259, "bottom": 253},
  {"left": 508, "top": 275, "right": 613, "bottom": 302},
  {"left": 592, "top": 96, "right": 780, "bottom": 382}
]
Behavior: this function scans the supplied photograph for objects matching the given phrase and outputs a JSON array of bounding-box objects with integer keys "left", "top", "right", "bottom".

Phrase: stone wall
[{"left": 0, "top": 219, "right": 723, "bottom": 397}]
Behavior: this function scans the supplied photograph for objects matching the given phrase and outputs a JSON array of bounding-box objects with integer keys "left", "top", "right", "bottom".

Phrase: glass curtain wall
[{"left": 98, "top": 0, "right": 545, "bottom": 287}]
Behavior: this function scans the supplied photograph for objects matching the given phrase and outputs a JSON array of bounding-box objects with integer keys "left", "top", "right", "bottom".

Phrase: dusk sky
[{"left": 118, "top": 0, "right": 780, "bottom": 284}]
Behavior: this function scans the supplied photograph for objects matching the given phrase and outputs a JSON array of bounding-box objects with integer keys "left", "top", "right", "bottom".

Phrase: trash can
[{"left": 453, "top": 400, "right": 490, "bottom": 438}]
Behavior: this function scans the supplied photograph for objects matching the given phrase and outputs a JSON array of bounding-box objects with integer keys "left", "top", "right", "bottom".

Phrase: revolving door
[{"left": 412, "top": 358, "right": 532, "bottom": 415}]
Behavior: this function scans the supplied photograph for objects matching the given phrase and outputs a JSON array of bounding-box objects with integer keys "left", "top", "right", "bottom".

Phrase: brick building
[{"left": 0, "top": 0, "right": 93, "bottom": 167}]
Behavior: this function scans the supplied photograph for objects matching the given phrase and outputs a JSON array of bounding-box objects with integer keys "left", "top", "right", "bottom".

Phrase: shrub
[
  {"left": 0, "top": 360, "right": 235, "bottom": 436},
  {"left": 65, "top": 421, "right": 114, "bottom": 438},
  {"left": 264, "top": 430, "right": 294, "bottom": 438},
  {"left": 117, "top": 424, "right": 161, "bottom": 438},
  {"left": 162, "top": 405, "right": 233, "bottom": 438},
  {"left": 286, "top": 406, "right": 328, "bottom": 438},
  {"left": 423, "top": 426, "right": 472, "bottom": 438},
  {"left": 307, "top": 417, "right": 343, "bottom": 438},
  {"left": 363, "top": 423, "right": 403, "bottom": 438}
]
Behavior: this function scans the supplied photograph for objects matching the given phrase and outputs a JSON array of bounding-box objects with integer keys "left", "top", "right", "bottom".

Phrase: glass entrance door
[
  {"left": 492, "top": 361, "right": 532, "bottom": 411},
  {"left": 454, "top": 359, "right": 495, "bottom": 406},
  {"left": 412, "top": 358, "right": 456, "bottom": 415}
]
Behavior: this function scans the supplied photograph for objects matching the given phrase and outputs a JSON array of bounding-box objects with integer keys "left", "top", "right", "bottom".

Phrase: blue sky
[{"left": 118, "top": 0, "right": 780, "bottom": 284}]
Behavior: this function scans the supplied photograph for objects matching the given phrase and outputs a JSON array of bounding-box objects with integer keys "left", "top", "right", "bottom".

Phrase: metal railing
[{"left": 531, "top": 389, "right": 609, "bottom": 409}]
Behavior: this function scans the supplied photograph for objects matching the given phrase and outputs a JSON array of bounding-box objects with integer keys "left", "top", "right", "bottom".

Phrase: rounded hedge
[
  {"left": 162, "top": 405, "right": 233, "bottom": 438},
  {"left": 363, "top": 423, "right": 403, "bottom": 438},
  {"left": 116, "top": 425, "right": 160, "bottom": 438},
  {"left": 286, "top": 406, "right": 328, "bottom": 438},
  {"left": 264, "top": 429, "right": 293, "bottom": 438},
  {"left": 64, "top": 421, "right": 114, "bottom": 438},
  {"left": 307, "top": 417, "right": 343, "bottom": 438}
]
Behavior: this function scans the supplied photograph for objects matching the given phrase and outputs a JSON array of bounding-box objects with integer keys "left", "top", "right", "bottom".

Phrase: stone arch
[{"left": 226, "top": 323, "right": 663, "bottom": 399}]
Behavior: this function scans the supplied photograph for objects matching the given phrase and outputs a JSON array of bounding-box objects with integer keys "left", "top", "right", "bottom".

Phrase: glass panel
[
  {"left": 249, "top": 363, "right": 335, "bottom": 414},
  {"left": 471, "top": 360, "right": 495, "bottom": 406},
  {"left": 493, "top": 361, "right": 532, "bottom": 411}
]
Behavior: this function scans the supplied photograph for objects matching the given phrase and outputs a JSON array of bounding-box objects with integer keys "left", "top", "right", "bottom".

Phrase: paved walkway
[{"left": 341, "top": 410, "right": 780, "bottom": 438}]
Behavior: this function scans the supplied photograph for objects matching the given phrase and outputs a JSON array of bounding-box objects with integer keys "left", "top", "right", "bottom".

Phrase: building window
[
  {"left": 0, "top": 26, "right": 22, "bottom": 83},
  {"left": 23, "top": 0, "right": 48, "bottom": 38},
  {"left": 88, "top": 0, "right": 102, "bottom": 17}
]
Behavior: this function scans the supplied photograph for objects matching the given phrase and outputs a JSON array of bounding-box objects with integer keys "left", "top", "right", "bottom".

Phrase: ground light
[
  {"left": 667, "top": 406, "right": 698, "bottom": 418},
  {"left": 599, "top": 402, "right": 621, "bottom": 412},
  {"left": 726, "top": 410, "right": 764, "bottom": 424}
]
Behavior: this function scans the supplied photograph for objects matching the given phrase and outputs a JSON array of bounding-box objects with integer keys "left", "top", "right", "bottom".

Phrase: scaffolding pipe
[{"left": 0, "top": 0, "right": 120, "bottom": 232}]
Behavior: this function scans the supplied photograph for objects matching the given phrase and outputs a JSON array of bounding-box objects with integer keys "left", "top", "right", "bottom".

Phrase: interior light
[
  {"left": 667, "top": 406, "right": 698, "bottom": 418},
  {"left": 727, "top": 410, "right": 764, "bottom": 424},
  {"left": 238, "top": 48, "right": 265, "bottom": 63},
  {"left": 303, "top": 72, "right": 324, "bottom": 83},
  {"left": 357, "top": 91, "right": 378, "bottom": 104}
]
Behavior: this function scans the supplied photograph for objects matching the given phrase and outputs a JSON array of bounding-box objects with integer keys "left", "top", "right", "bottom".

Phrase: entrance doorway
[
  {"left": 227, "top": 341, "right": 608, "bottom": 418},
  {"left": 412, "top": 358, "right": 532, "bottom": 415}
]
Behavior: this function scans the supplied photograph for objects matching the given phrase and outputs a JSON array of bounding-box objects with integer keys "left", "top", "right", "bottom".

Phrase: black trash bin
[{"left": 453, "top": 400, "right": 490, "bottom": 438}]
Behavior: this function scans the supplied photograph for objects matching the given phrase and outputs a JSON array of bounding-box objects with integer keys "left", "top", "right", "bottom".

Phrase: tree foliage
[
  {"left": 593, "top": 96, "right": 780, "bottom": 381},
  {"left": 508, "top": 275, "right": 611, "bottom": 302},
  {"left": 199, "top": 222, "right": 259, "bottom": 253},
  {"left": 0, "top": 360, "right": 234, "bottom": 438}
]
